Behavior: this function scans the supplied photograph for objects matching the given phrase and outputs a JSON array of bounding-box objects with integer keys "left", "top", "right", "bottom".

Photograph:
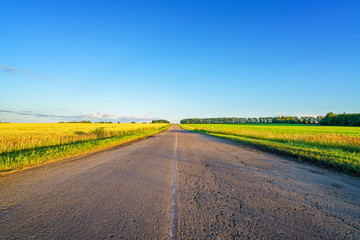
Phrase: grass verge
[
  {"left": 179, "top": 125, "right": 360, "bottom": 176},
  {"left": 0, "top": 125, "right": 170, "bottom": 173}
]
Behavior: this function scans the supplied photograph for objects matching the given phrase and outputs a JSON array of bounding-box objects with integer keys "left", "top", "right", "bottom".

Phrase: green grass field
[
  {"left": 0, "top": 123, "right": 170, "bottom": 172},
  {"left": 180, "top": 124, "right": 360, "bottom": 175}
]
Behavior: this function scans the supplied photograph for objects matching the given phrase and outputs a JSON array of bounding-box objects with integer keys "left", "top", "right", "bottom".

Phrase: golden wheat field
[
  {"left": 0, "top": 123, "right": 170, "bottom": 171},
  {"left": 0, "top": 123, "right": 167, "bottom": 154}
]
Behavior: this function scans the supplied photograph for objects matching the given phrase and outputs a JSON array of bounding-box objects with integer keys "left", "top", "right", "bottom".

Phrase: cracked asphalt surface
[{"left": 1, "top": 125, "right": 359, "bottom": 239}]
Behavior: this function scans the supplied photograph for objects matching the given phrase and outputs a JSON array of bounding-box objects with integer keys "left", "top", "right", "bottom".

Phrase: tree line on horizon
[
  {"left": 152, "top": 119, "right": 170, "bottom": 123},
  {"left": 58, "top": 121, "right": 116, "bottom": 123},
  {"left": 320, "top": 112, "right": 360, "bottom": 126},
  {"left": 57, "top": 120, "right": 171, "bottom": 124},
  {"left": 180, "top": 116, "right": 323, "bottom": 124},
  {"left": 180, "top": 113, "right": 360, "bottom": 126}
]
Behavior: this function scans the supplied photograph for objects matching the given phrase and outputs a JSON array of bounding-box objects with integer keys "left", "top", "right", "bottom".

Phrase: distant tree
[
  {"left": 60, "top": 121, "right": 92, "bottom": 123},
  {"left": 320, "top": 112, "right": 360, "bottom": 126},
  {"left": 152, "top": 119, "right": 170, "bottom": 123}
]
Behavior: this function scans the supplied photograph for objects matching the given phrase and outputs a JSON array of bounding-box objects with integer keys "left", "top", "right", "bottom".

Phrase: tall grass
[
  {"left": 180, "top": 124, "right": 360, "bottom": 175},
  {"left": 0, "top": 123, "right": 170, "bottom": 172}
]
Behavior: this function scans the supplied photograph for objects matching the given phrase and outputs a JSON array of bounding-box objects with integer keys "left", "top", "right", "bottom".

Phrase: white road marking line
[{"left": 170, "top": 132, "right": 179, "bottom": 239}]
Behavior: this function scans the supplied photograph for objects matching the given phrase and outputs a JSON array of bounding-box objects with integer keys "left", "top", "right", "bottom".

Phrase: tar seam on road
[{"left": 170, "top": 132, "right": 179, "bottom": 239}]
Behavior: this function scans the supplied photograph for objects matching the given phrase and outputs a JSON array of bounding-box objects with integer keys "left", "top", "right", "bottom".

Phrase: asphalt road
[{"left": 1, "top": 125, "right": 359, "bottom": 239}]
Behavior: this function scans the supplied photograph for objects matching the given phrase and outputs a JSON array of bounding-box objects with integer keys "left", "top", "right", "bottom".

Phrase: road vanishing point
[{"left": 1, "top": 125, "right": 359, "bottom": 239}]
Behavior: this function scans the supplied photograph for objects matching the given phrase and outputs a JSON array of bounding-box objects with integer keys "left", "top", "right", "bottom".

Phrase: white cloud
[
  {"left": 83, "top": 112, "right": 116, "bottom": 119},
  {"left": 115, "top": 115, "right": 153, "bottom": 123},
  {"left": 121, "top": 115, "right": 151, "bottom": 120}
]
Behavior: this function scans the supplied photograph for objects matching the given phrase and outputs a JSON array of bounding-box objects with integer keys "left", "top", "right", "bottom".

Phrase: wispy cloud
[
  {"left": 0, "top": 110, "right": 154, "bottom": 123},
  {"left": 1, "top": 64, "right": 45, "bottom": 78},
  {"left": 0, "top": 109, "right": 75, "bottom": 119},
  {"left": 1, "top": 65, "right": 17, "bottom": 73},
  {"left": 21, "top": 70, "right": 37, "bottom": 78}
]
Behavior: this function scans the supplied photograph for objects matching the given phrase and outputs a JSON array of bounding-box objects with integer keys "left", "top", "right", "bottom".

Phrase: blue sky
[{"left": 1, "top": 0, "right": 359, "bottom": 123}]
